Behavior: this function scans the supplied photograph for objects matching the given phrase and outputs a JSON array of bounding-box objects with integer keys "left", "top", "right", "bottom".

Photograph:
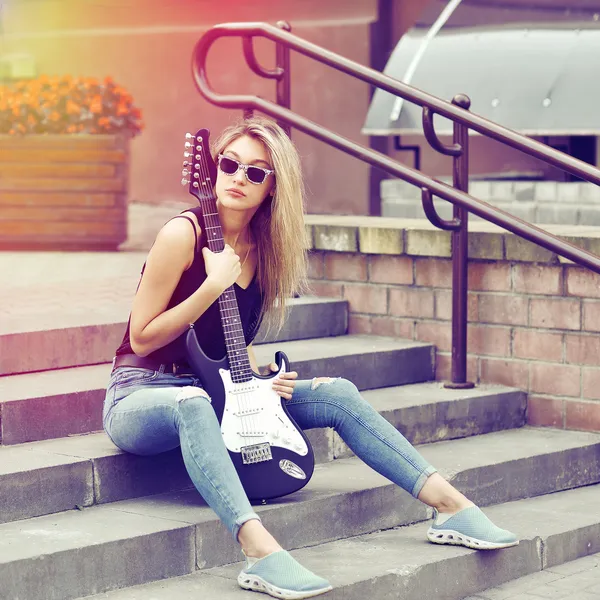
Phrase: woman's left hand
[{"left": 266, "top": 363, "right": 298, "bottom": 400}]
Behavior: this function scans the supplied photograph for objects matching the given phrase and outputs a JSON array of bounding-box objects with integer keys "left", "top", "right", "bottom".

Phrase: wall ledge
[{"left": 305, "top": 215, "right": 600, "bottom": 263}]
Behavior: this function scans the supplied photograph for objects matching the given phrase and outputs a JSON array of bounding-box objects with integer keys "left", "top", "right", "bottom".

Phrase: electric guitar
[{"left": 180, "top": 128, "right": 315, "bottom": 501}]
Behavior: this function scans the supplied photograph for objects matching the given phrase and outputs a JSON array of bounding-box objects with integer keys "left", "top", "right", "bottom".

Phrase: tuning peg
[
  {"left": 185, "top": 132, "right": 193, "bottom": 139},
  {"left": 181, "top": 178, "right": 189, "bottom": 186},
  {"left": 183, "top": 161, "right": 190, "bottom": 167},
  {"left": 182, "top": 169, "right": 189, "bottom": 176},
  {"left": 184, "top": 152, "right": 191, "bottom": 158},
  {"left": 195, "top": 145, "right": 202, "bottom": 151},
  {"left": 193, "top": 172, "right": 200, "bottom": 179},
  {"left": 195, "top": 154, "right": 201, "bottom": 160},
  {"left": 184, "top": 142, "right": 193, "bottom": 149},
  {"left": 193, "top": 181, "right": 199, "bottom": 188}
]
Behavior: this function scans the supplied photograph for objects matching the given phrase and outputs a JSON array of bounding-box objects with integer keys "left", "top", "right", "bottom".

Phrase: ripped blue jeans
[{"left": 103, "top": 367, "right": 436, "bottom": 540}]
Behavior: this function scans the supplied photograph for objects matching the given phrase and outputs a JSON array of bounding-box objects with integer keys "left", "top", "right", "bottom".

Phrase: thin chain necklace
[{"left": 240, "top": 242, "right": 251, "bottom": 270}]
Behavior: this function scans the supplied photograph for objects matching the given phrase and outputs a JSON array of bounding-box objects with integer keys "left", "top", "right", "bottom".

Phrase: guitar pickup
[{"left": 241, "top": 442, "right": 273, "bottom": 464}]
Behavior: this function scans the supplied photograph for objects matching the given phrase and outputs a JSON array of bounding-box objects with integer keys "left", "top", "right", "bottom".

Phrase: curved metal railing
[{"left": 192, "top": 21, "right": 600, "bottom": 387}]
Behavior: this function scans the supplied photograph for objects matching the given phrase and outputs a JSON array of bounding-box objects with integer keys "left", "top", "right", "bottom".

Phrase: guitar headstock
[{"left": 181, "top": 128, "right": 217, "bottom": 203}]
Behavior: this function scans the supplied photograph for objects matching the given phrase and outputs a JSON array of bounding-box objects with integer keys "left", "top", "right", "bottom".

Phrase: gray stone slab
[
  {"left": 577, "top": 207, "right": 600, "bottom": 227},
  {"left": 253, "top": 335, "right": 435, "bottom": 390},
  {"left": 534, "top": 181, "right": 558, "bottom": 203},
  {"left": 1, "top": 297, "right": 348, "bottom": 376},
  {"left": 2, "top": 398, "right": 596, "bottom": 528},
  {"left": 0, "top": 445, "right": 93, "bottom": 524},
  {"left": 536, "top": 205, "right": 579, "bottom": 225},
  {"left": 0, "top": 382, "right": 523, "bottom": 523},
  {"left": 0, "top": 336, "right": 432, "bottom": 445},
  {"left": 580, "top": 183, "right": 600, "bottom": 203},
  {"left": 381, "top": 198, "right": 425, "bottom": 219},
  {"left": 254, "top": 297, "right": 348, "bottom": 344},
  {"left": 363, "top": 382, "right": 527, "bottom": 445},
  {"left": 30, "top": 434, "right": 194, "bottom": 505},
  {"left": 0, "top": 507, "right": 195, "bottom": 600},
  {"left": 332, "top": 383, "right": 526, "bottom": 460},
  {"left": 46, "top": 428, "right": 600, "bottom": 574},
  {"left": 0, "top": 364, "right": 110, "bottom": 445},
  {"left": 1, "top": 322, "right": 127, "bottom": 377},
  {"left": 424, "top": 427, "right": 600, "bottom": 506},
  {"left": 46, "top": 485, "right": 600, "bottom": 600}
]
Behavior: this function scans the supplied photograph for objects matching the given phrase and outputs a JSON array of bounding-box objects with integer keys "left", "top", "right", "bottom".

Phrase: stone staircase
[{"left": 1, "top": 296, "right": 600, "bottom": 600}]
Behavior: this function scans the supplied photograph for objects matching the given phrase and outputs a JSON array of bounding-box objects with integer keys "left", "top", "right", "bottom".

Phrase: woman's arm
[{"left": 129, "top": 217, "right": 241, "bottom": 357}]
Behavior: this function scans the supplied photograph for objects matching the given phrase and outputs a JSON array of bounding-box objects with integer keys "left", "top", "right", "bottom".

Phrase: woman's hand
[
  {"left": 265, "top": 362, "right": 298, "bottom": 400},
  {"left": 202, "top": 245, "right": 241, "bottom": 292}
]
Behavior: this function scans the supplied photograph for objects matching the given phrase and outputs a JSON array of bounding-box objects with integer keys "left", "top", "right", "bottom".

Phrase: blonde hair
[{"left": 211, "top": 116, "right": 309, "bottom": 331}]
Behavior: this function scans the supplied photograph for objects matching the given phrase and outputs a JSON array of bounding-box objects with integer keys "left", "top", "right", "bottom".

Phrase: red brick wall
[{"left": 308, "top": 251, "right": 600, "bottom": 433}]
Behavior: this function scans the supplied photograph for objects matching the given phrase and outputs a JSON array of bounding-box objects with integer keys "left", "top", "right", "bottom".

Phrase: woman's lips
[{"left": 226, "top": 187, "right": 246, "bottom": 197}]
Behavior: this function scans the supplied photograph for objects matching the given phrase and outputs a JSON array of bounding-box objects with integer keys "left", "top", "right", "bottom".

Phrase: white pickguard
[{"left": 219, "top": 366, "right": 309, "bottom": 456}]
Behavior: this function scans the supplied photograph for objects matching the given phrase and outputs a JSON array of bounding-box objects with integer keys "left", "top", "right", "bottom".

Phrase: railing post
[
  {"left": 445, "top": 93, "right": 475, "bottom": 389},
  {"left": 275, "top": 20, "right": 292, "bottom": 138}
]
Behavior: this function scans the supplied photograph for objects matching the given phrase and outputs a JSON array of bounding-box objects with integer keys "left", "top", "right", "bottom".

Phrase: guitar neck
[{"left": 199, "top": 204, "right": 253, "bottom": 384}]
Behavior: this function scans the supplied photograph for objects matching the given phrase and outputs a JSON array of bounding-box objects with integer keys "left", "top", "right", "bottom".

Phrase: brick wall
[{"left": 305, "top": 215, "right": 600, "bottom": 433}]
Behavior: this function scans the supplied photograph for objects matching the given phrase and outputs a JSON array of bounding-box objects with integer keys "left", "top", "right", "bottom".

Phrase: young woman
[{"left": 103, "top": 116, "right": 518, "bottom": 600}]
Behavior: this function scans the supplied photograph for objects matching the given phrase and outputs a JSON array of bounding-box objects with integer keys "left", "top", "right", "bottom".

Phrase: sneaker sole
[
  {"left": 427, "top": 527, "right": 520, "bottom": 550},
  {"left": 238, "top": 572, "right": 333, "bottom": 599}
]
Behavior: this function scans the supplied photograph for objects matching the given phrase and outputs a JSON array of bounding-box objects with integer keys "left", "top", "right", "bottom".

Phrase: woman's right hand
[{"left": 202, "top": 245, "right": 241, "bottom": 291}]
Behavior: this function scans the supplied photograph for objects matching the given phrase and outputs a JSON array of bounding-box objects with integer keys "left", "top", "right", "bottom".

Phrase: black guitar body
[{"left": 185, "top": 329, "right": 315, "bottom": 501}]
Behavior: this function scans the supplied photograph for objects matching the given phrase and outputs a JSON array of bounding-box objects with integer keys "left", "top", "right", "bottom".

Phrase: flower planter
[{"left": 0, "top": 133, "right": 130, "bottom": 250}]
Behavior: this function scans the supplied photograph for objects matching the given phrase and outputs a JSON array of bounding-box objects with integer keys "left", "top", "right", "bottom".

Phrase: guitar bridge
[{"left": 241, "top": 442, "right": 272, "bottom": 465}]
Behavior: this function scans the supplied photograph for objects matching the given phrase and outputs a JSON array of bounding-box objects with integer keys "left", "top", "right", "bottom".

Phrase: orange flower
[
  {"left": 89, "top": 96, "right": 103, "bottom": 114},
  {"left": 66, "top": 100, "right": 79, "bottom": 115},
  {"left": 0, "top": 74, "right": 143, "bottom": 136}
]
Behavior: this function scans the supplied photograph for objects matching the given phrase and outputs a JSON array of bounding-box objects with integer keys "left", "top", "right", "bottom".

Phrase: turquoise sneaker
[
  {"left": 427, "top": 506, "right": 519, "bottom": 550},
  {"left": 238, "top": 550, "right": 333, "bottom": 599}
]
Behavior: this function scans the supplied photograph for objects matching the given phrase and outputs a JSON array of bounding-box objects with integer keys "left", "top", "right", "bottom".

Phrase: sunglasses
[{"left": 217, "top": 154, "right": 274, "bottom": 185}]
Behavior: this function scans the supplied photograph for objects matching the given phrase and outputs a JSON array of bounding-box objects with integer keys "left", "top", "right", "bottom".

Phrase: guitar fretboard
[{"left": 196, "top": 176, "right": 253, "bottom": 384}]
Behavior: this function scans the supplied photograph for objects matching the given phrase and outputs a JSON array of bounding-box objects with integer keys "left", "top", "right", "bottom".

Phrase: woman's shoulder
[{"left": 148, "top": 211, "right": 201, "bottom": 270}]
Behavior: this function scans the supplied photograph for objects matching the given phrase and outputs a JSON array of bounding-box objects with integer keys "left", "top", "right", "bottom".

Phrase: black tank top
[{"left": 115, "top": 206, "right": 263, "bottom": 363}]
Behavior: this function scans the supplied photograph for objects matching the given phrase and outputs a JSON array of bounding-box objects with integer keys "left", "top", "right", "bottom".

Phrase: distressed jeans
[{"left": 103, "top": 367, "right": 437, "bottom": 540}]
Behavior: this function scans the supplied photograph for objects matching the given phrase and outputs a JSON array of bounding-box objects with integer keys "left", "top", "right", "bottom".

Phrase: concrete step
[
  {"left": 0, "top": 382, "right": 525, "bottom": 525},
  {"left": 1, "top": 427, "right": 599, "bottom": 600},
  {"left": 0, "top": 334, "right": 430, "bottom": 445},
  {"left": 1, "top": 296, "right": 348, "bottom": 376},
  {"left": 82, "top": 483, "right": 600, "bottom": 600}
]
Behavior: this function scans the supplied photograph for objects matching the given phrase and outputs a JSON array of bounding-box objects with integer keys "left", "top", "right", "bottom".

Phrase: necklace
[{"left": 240, "top": 242, "right": 251, "bottom": 270}]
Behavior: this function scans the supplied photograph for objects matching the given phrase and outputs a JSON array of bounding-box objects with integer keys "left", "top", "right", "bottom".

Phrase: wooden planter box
[{"left": 0, "top": 134, "right": 129, "bottom": 251}]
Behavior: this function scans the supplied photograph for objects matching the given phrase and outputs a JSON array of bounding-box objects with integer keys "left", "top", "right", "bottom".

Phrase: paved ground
[
  {"left": 0, "top": 202, "right": 189, "bottom": 334},
  {"left": 465, "top": 551, "right": 600, "bottom": 598}
]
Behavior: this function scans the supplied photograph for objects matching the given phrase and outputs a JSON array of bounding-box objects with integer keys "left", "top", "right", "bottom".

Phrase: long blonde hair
[{"left": 211, "top": 116, "right": 308, "bottom": 331}]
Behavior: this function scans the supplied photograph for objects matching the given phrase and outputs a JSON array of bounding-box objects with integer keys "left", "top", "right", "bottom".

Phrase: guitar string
[
  {"left": 193, "top": 135, "right": 247, "bottom": 436},
  {"left": 194, "top": 134, "right": 257, "bottom": 438}
]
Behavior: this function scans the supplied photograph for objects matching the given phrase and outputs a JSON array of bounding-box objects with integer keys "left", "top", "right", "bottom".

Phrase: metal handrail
[{"left": 191, "top": 21, "right": 600, "bottom": 387}]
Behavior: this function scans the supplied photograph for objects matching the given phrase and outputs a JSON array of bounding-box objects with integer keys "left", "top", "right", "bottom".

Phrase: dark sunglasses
[{"left": 217, "top": 154, "right": 274, "bottom": 185}]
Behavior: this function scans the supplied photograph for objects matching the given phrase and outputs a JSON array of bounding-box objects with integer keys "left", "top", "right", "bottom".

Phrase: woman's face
[{"left": 215, "top": 134, "right": 275, "bottom": 213}]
